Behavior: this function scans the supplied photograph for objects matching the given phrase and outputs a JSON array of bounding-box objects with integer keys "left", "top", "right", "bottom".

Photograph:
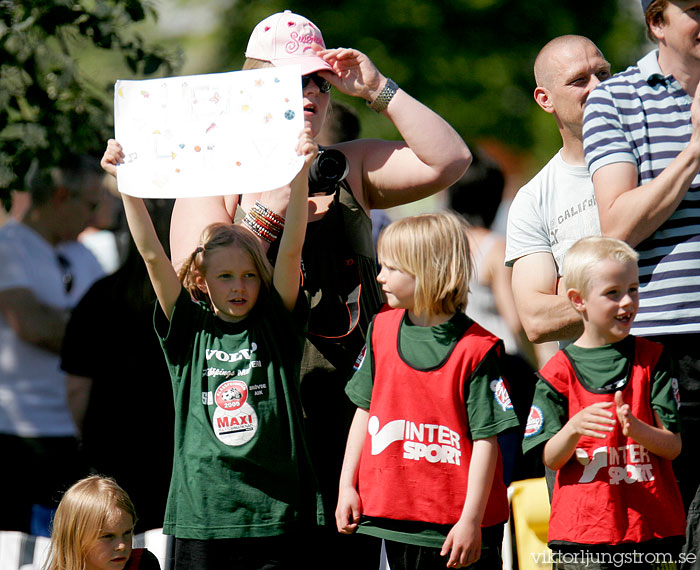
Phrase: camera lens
[{"left": 308, "top": 148, "right": 350, "bottom": 195}]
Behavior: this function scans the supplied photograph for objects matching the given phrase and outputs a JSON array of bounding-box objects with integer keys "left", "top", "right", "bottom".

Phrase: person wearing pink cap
[{"left": 168, "top": 10, "right": 471, "bottom": 570}]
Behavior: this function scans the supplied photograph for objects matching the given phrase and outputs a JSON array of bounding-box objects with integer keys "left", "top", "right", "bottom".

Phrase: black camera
[{"left": 308, "top": 147, "right": 349, "bottom": 196}]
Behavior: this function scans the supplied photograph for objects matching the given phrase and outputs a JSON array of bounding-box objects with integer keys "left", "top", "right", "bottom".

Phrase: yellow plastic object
[{"left": 509, "top": 477, "right": 552, "bottom": 570}]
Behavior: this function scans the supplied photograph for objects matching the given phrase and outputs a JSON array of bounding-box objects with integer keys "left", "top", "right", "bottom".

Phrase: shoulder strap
[
  {"left": 537, "top": 350, "right": 572, "bottom": 399},
  {"left": 634, "top": 336, "right": 664, "bottom": 371}
]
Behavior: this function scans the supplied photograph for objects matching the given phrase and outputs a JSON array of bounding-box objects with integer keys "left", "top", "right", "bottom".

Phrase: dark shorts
[
  {"left": 173, "top": 534, "right": 300, "bottom": 570},
  {"left": 383, "top": 524, "right": 504, "bottom": 570},
  {"left": 551, "top": 538, "right": 684, "bottom": 570}
]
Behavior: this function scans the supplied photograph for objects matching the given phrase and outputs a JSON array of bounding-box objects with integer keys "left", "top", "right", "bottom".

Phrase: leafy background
[{"left": 0, "top": 0, "right": 651, "bottom": 211}]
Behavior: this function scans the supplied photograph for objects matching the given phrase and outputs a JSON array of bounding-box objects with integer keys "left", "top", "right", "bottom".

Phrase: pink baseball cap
[{"left": 245, "top": 10, "right": 333, "bottom": 76}]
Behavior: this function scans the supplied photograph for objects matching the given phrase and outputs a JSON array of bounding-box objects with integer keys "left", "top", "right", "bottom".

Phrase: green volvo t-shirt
[{"left": 155, "top": 287, "right": 324, "bottom": 539}]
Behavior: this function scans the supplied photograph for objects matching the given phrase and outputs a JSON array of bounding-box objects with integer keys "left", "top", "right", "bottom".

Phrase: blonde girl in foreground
[
  {"left": 336, "top": 212, "right": 519, "bottom": 569},
  {"left": 43, "top": 475, "right": 160, "bottom": 570}
]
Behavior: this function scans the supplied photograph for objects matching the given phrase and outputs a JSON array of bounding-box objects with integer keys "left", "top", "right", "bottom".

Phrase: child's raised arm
[
  {"left": 543, "top": 401, "right": 616, "bottom": 470},
  {"left": 101, "top": 139, "right": 181, "bottom": 320},
  {"left": 614, "top": 391, "right": 681, "bottom": 460},
  {"left": 273, "top": 128, "right": 317, "bottom": 312}
]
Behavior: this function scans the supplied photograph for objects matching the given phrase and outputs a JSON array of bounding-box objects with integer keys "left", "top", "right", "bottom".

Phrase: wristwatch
[{"left": 367, "top": 78, "right": 399, "bottom": 113}]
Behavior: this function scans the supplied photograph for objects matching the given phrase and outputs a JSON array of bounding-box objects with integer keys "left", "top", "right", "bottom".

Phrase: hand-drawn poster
[{"left": 114, "top": 65, "right": 304, "bottom": 198}]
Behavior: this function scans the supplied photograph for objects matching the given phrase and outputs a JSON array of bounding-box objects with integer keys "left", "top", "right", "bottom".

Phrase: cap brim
[{"left": 269, "top": 55, "right": 333, "bottom": 76}]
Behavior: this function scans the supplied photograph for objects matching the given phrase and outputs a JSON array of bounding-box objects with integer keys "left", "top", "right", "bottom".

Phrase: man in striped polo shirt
[{"left": 582, "top": 0, "right": 700, "bottom": 561}]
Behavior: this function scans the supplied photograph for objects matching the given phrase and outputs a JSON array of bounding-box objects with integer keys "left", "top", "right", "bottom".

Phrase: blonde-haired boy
[{"left": 523, "top": 236, "right": 685, "bottom": 568}]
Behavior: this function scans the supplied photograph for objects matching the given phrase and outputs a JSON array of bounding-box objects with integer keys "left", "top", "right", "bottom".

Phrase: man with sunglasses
[{"left": 0, "top": 155, "right": 105, "bottom": 535}]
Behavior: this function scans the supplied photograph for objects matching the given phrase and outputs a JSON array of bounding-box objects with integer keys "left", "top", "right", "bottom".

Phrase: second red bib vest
[
  {"left": 357, "top": 308, "right": 510, "bottom": 527},
  {"left": 540, "top": 337, "right": 685, "bottom": 545}
]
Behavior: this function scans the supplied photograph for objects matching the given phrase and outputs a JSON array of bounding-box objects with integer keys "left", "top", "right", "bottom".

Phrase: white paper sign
[{"left": 114, "top": 66, "right": 304, "bottom": 198}]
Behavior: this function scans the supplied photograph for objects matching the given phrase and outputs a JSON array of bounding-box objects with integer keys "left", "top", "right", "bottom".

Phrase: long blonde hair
[
  {"left": 43, "top": 476, "right": 137, "bottom": 570},
  {"left": 377, "top": 212, "right": 472, "bottom": 318},
  {"left": 178, "top": 222, "right": 273, "bottom": 308}
]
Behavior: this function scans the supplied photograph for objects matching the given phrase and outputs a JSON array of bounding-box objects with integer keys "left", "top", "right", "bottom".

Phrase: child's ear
[
  {"left": 568, "top": 288, "right": 586, "bottom": 313},
  {"left": 194, "top": 272, "right": 208, "bottom": 294}
]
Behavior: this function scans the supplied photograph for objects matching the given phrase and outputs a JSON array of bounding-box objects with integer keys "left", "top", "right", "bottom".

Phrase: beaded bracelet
[
  {"left": 244, "top": 220, "right": 275, "bottom": 244},
  {"left": 242, "top": 213, "right": 277, "bottom": 243},
  {"left": 249, "top": 208, "right": 283, "bottom": 233},
  {"left": 253, "top": 201, "right": 285, "bottom": 227}
]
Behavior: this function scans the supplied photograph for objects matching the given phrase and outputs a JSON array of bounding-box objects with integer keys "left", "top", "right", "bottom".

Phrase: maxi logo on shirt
[{"left": 367, "top": 415, "right": 462, "bottom": 465}]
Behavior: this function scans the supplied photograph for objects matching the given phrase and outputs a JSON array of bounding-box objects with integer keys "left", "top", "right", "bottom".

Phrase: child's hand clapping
[
  {"left": 568, "top": 401, "right": 616, "bottom": 439},
  {"left": 615, "top": 390, "right": 636, "bottom": 437}
]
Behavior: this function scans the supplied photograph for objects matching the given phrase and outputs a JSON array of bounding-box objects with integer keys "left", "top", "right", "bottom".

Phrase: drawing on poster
[{"left": 114, "top": 65, "right": 305, "bottom": 198}]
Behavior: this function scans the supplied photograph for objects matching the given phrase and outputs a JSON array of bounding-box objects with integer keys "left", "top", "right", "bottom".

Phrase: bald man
[{"left": 505, "top": 35, "right": 610, "bottom": 344}]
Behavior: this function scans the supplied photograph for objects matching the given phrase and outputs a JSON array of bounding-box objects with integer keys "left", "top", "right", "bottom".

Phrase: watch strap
[{"left": 367, "top": 78, "right": 398, "bottom": 113}]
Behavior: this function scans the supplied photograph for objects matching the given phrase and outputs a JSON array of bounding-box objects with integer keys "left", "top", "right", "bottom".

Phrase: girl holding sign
[
  {"left": 101, "top": 130, "right": 322, "bottom": 570},
  {"left": 168, "top": 10, "right": 472, "bottom": 568}
]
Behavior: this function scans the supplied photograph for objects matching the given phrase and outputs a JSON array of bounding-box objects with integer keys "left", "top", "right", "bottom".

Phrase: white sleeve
[{"left": 504, "top": 184, "right": 552, "bottom": 267}]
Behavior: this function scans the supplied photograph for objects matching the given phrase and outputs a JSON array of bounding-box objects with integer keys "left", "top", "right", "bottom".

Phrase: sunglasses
[
  {"left": 56, "top": 253, "right": 73, "bottom": 294},
  {"left": 302, "top": 73, "right": 331, "bottom": 93}
]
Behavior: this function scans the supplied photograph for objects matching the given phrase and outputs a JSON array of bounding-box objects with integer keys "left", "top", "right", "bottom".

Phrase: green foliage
[
  {"left": 1, "top": 0, "right": 648, "bottom": 213},
  {"left": 0, "top": 0, "right": 176, "bottom": 209},
  {"left": 212, "top": 0, "right": 647, "bottom": 172}
]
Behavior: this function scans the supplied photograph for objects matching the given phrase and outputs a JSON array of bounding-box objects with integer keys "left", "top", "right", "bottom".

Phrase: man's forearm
[
  {"left": 0, "top": 289, "right": 68, "bottom": 353},
  {"left": 516, "top": 292, "right": 583, "bottom": 344},
  {"left": 594, "top": 125, "right": 700, "bottom": 247}
]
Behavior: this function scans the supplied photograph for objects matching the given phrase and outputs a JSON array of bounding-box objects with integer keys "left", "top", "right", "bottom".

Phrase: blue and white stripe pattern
[{"left": 583, "top": 50, "right": 700, "bottom": 337}]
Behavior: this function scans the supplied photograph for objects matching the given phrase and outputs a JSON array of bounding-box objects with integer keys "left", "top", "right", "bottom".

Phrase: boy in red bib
[
  {"left": 523, "top": 236, "right": 685, "bottom": 569},
  {"left": 336, "top": 213, "right": 519, "bottom": 569}
]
